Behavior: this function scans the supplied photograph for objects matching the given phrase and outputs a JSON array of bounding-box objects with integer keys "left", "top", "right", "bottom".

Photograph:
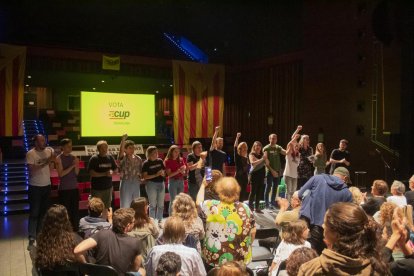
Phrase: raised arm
[
  {"left": 210, "top": 126, "right": 220, "bottom": 151},
  {"left": 118, "top": 134, "right": 128, "bottom": 160},
  {"left": 234, "top": 132, "right": 241, "bottom": 148},
  {"left": 291, "top": 125, "right": 302, "bottom": 140}
]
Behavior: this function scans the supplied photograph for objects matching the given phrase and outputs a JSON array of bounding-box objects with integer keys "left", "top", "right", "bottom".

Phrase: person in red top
[{"left": 164, "top": 145, "right": 187, "bottom": 215}]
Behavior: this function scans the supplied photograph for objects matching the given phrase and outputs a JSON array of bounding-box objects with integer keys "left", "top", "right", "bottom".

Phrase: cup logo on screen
[{"left": 108, "top": 102, "right": 130, "bottom": 119}]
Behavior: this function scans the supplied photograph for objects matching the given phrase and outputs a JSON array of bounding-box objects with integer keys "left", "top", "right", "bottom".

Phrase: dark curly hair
[
  {"left": 286, "top": 247, "right": 318, "bottom": 276},
  {"left": 35, "top": 204, "right": 76, "bottom": 270},
  {"left": 155, "top": 251, "right": 182, "bottom": 276},
  {"left": 325, "top": 202, "right": 390, "bottom": 275}
]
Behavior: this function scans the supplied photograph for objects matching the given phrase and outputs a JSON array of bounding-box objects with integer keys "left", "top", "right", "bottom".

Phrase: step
[
  {"left": 0, "top": 179, "right": 28, "bottom": 185},
  {"left": 0, "top": 194, "right": 28, "bottom": 204},
  {"left": 0, "top": 185, "right": 28, "bottom": 193},
  {"left": 0, "top": 171, "right": 27, "bottom": 176},
  {"left": 0, "top": 174, "right": 28, "bottom": 180},
  {"left": 0, "top": 203, "right": 30, "bottom": 215}
]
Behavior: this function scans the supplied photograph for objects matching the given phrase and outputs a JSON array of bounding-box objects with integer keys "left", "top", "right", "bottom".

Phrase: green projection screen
[{"left": 81, "top": 91, "right": 155, "bottom": 137}]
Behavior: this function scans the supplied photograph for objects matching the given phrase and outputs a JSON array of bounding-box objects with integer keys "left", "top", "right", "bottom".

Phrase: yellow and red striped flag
[
  {"left": 0, "top": 44, "right": 26, "bottom": 136},
  {"left": 172, "top": 60, "right": 225, "bottom": 145}
]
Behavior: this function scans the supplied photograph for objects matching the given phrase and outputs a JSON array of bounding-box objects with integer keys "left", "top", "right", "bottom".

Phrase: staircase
[{"left": 0, "top": 120, "right": 46, "bottom": 215}]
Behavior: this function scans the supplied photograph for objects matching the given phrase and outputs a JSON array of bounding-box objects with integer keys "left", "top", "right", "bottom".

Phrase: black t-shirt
[
  {"left": 187, "top": 153, "right": 202, "bottom": 184},
  {"left": 406, "top": 191, "right": 414, "bottom": 210},
  {"left": 205, "top": 149, "right": 227, "bottom": 173},
  {"left": 142, "top": 158, "right": 165, "bottom": 183},
  {"left": 91, "top": 229, "right": 142, "bottom": 275},
  {"left": 234, "top": 146, "right": 249, "bottom": 176},
  {"left": 88, "top": 154, "right": 117, "bottom": 190},
  {"left": 329, "top": 149, "right": 350, "bottom": 174}
]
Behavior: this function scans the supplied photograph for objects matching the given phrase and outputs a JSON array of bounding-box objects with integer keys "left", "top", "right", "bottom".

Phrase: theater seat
[{"left": 79, "top": 263, "right": 118, "bottom": 276}]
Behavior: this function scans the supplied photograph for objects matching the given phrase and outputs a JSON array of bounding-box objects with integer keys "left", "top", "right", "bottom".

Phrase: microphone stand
[{"left": 379, "top": 151, "right": 391, "bottom": 183}]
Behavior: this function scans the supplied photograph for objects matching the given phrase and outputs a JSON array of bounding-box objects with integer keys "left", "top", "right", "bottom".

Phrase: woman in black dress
[
  {"left": 297, "top": 134, "right": 314, "bottom": 189},
  {"left": 233, "top": 132, "right": 249, "bottom": 202}
]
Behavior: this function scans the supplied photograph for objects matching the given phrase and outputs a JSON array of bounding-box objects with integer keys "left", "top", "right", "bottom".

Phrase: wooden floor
[{"left": 0, "top": 215, "right": 35, "bottom": 276}]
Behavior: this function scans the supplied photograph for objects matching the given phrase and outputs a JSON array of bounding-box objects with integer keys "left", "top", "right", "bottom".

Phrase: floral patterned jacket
[{"left": 201, "top": 199, "right": 255, "bottom": 267}]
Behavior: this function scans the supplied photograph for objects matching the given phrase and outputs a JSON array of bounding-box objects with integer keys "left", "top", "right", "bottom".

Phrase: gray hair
[{"left": 391, "top": 180, "right": 405, "bottom": 195}]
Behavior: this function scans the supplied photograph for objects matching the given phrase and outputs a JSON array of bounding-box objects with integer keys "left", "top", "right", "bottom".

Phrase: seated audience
[
  {"left": 349, "top": 186, "right": 365, "bottom": 205},
  {"left": 387, "top": 180, "right": 407, "bottom": 207},
  {"left": 215, "top": 261, "right": 249, "bottom": 276},
  {"left": 74, "top": 208, "right": 145, "bottom": 275},
  {"left": 378, "top": 202, "right": 399, "bottom": 240},
  {"left": 298, "top": 202, "right": 389, "bottom": 275},
  {"left": 129, "top": 197, "right": 160, "bottom": 261},
  {"left": 172, "top": 193, "right": 205, "bottom": 252},
  {"left": 384, "top": 209, "right": 414, "bottom": 276},
  {"left": 269, "top": 220, "right": 311, "bottom": 275},
  {"left": 405, "top": 175, "right": 414, "bottom": 212},
  {"left": 145, "top": 216, "right": 206, "bottom": 276},
  {"left": 155, "top": 252, "right": 182, "bottom": 276},
  {"left": 361, "top": 179, "right": 388, "bottom": 216},
  {"left": 35, "top": 205, "right": 81, "bottom": 273},
  {"left": 275, "top": 191, "right": 301, "bottom": 226},
  {"left": 197, "top": 177, "right": 256, "bottom": 268},
  {"left": 285, "top": 247, "right": 318, "bottom": 276},
  {"left": 78, "top": 197, "right": 112, "bottom": 238}
]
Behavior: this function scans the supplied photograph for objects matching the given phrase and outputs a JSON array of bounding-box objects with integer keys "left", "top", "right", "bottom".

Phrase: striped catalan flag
[
  {"left": 0, "top": 44, "right": 26, "bottom": 136},
  {"left": 172, "top": 60, "right": 225, "bottom": 145}
]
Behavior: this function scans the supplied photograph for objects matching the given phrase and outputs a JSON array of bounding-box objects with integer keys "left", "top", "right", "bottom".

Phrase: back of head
[
  {"left": 373, "top": 180, "right": 388, "bottom": 196},
  {"left": 325, "top": 202, "right": 388, "bottom": 274},
  {"left": 112, "top": 208, "right": 135, "bottom": 234},
  {"left": 156, "top": 251, "right": 182, "bottom": 276},
  {"left": 380, "top": 202, "right": 398, "bottom": 226},
  {"left": 36, "top": 205, "right": 75, "bottom": 269},
  {"left": 286, "top": 247, "right": 318, "bottom": 276},
  {"left": 172, "top": 193, "right": 197, "bottom": 225},
  {"left": 391, "top": 180, "right": 405, "bottom": 195},
  {"left": 163, "top": 216, "right": 186, "bottom": 244},
  {"left": 216, "top": 261, "right": 248, "bottom": 276},
  {"left": 88, "top": 197, "right": 105, "bottom": 217},
  {"left": 349, "top": 186, "right": 363, "bottom": 205},
  {"left": 130, "top": 197, "right": 149, "bottom": 228},
  {"left": 202, "top": 169, "right": 223, "bottom": 193},
  {"left": 216, "top": 177, "right": 240, "bottom": 203},
  {"left": 281, "top": 219, "right": 307, "bottom": 245}
]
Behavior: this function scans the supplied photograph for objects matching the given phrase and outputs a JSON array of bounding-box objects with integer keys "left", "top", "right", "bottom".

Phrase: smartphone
[{"left": 205, "top": 167, "right": 212, "bottom": 182}]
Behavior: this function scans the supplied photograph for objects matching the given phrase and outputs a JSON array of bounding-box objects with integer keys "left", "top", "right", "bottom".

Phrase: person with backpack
[{"left": 118, "top": 134, "right": 143, "bottom": 208}]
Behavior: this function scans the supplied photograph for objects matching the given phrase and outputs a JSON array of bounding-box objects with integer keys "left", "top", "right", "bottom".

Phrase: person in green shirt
[{"left": 263, "top": 133, "right": 287, "bottom": 209}]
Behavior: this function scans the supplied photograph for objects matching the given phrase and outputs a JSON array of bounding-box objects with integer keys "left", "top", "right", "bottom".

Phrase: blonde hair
[
  {"left": 281, "top": 219, "right": 308, "bottom": 245},
  {"left": 216, "top": 177, "right": 241, "bottom": 203},
  {"left": 250, "top": 141, "right": 262, "bottom": 154},
  {"left": 315, "top": 143, "right": 326, "bottom": 157},
  {"left": 172, "top": 193, "right": 198, "bottom": 227},
  {"left": 379, "top": 202, "right": 398, "bottom": 227},
  {"left": 299, "top": 135, "right": 309, "bottom": 148},
  {"left": 349, "top": 186, "right": 363, "bottom": 205},
  {"left": 88, "top": 197, "right": 105, "bottom": 217},
  {"left": 237, "top": 142, "right": 248, "bottom": 156},
  {"left": 165, "top": 145, "right": 180, "bottom": 161},
  {"left": 163, "top": 216, "right": 186, "bottom": 244},
  {"left": 96, "top": 140, "right": 107, "bottom": 150}
]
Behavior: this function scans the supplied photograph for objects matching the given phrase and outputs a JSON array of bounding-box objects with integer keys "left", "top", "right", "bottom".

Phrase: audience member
[
  {"left": 118, "top": 134, "right": 143, "bottom": 208},
  {"left": 206, "top": 126, "right": 227, "bottom": 173},
  {"left": 312, "top": 142, "right": 327, "bottom": 175},
  {"left": 187, "top": 141, "right": 204, "bottom": 201},
  {"left": 79, "top": 197, "right": 112, "bottom": 239},
  {"left": 172, "top": 193, "right": 205, "bottom": 252},
  {"left": 35, "top": 205, "right": 80, "bottom": 273},
  {"left": 155, "top": 252, "right": 182, "bottom": 276},
  {"left": 197, "top": 177, "right": 256, "bottom": 268},
  {"left": 329, "top": 139, "right": 350, "bottom": 174},
  {"left": 55, "top": 138, "right": 80, "bottom": 231},
  {"left": 145, "top": 216, "right": 206, "bottom": 276},
  {"left": 361, "top": 179, "right": 388, "bottom": 216},
  {"left": 298, "top": 202, "right": 389, "bottom": 275},
  {"left": 26, "top": 134, "right": 55, "bottom": 248},
  {"left": 387, "top": 180, "right": 407, "bottom": 207},
  {"left": 129, "top": 197, "right": 160, "bottom": 261},
  {"left": 269, "top": 220, "right": 311, "bottom": 275},
  {"left": 349, "top": 186, "right": 365, "bottom": 205},
  {"left": 275, "top": 191, "right": 301, "bottom": 227},
  {"left": 405, "top": 175, "right": 414, "bottom": 211},
  {"left": 378, "top": 202, "right": 398, "bottom": 240},
  {"left": 142, "top": 146, "right": 166, "bottom": 225},
  {"left": 201, "top": 169, "right": 223, "bottom": 201},
  {"left": 248, "top": 141, "right": 268, "bottom": 213},
  {"left": 285, "top": 247, "right": 318, "bottom": 276},
  {"left": 233, "top": 132, "right": 249, "bottom": 201},
  {"left": 74, "top": 208, "right": 145, "bottom": 275},
  {"left": 263, "top": 133, "right": 287, "bottom": 209},
  {"left": 298, "top": 166, "right": 353, "bottom": 254},
  {"left": 164, "top": 145, "right": 186, "bottom": 215},
  {"left": 216, "top": 261, "right": 249, "bottom": 276},
  {"left": 284, "top": 136, "right": 300, "bottom": 202},
  {"left": 87, "top": 140, "right": 117, "bottom": 220}
]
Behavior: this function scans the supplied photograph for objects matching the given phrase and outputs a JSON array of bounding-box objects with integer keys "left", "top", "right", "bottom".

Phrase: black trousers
[
  {"left": 28, "top": 185, "right": 51, "bottom": 239},
  {"left": 248, "top": 173, "right": 265, "bottom": 209},
  {"left": 58, "top": 189, "right": 80, "bottom": 231},
  {"left": 235, "top": 173, "right": 248, "bottom": 202},
  {"left": 301, "top": 215, "right": 326, "bottom": 255}
]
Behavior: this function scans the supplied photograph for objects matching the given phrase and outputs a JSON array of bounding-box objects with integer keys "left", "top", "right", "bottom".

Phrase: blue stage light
[{"left": 164, "top": 33, "right": 209, "bottom": 63}]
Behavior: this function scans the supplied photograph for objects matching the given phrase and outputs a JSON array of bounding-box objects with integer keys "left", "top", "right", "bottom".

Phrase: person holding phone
[{"left": 142, "top": 146, "right": 166, "bottom": 226}]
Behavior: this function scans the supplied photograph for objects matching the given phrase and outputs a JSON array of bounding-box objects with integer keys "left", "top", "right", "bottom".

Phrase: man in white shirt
[{"left": 26, "top": 134, "right": 55, "bottom": 248}]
